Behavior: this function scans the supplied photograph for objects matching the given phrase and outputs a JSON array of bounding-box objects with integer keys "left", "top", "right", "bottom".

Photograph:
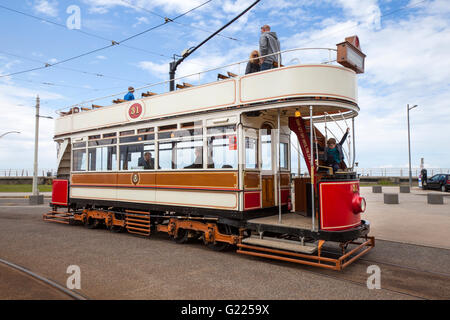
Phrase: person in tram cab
[
  {"left": 138, "top": 152, "right": 155, "bottom": 169},
  {"left": 324, "top": 128, "right": 350, "bottom": 173},
  {"left": 184, "top": 147, "right": 203, "bottom": 169},
  {"left": 259, "top": 24, "right": 281, "bottom": 71},
  {"left": 245, "top": 50, "right": 261, "bottom": 74},
  {"left": 124, "top": 86, "right": 135, "bottom": 101}
]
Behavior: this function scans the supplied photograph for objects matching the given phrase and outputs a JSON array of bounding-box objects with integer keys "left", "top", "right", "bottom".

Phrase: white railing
[
  {"left": 0, "top": 169, "right": 56, "bottom": 177},
  {"left": 56, "top": 47, "right": 338, "bottom": 113},
  {"left": 290, "top": 167, "right": 450, "bottom": 177}
]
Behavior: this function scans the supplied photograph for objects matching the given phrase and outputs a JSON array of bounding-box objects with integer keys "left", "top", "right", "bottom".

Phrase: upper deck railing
[{"left": 56, "top": 47, "right": 339, "bottom": 115}]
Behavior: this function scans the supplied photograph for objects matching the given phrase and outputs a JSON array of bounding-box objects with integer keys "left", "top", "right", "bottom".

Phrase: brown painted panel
[
  {"left": 117, "top": 172, "right": 156, "bottom": 186},
  {"left": 262, "top": 175, "right": 275, "bottom": 207},
  {"left": 244, "top": 171, "right": 260, "bottom": 189},
  {"left": 280, "top": 173, "right": 290, "bottom": 187},
  {"left": 71, "top": 173, "right": 117, "bottom": 185},
  {"left": 156, "top": 171, "right": 238, "bottom": 189},
  {"left": 294, "top": 177, "right": 308, "bottom": 213}
]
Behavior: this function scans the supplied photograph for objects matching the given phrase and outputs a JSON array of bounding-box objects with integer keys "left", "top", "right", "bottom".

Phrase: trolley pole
[
  {"left": 407, "top": 104, "right": 418, "bottom": 188},
  {"left": 310, "top": 106, "right": 315, "bottom": 232},
  {"left": 30, "top": 95, "right": 43, "bottom": 205}
]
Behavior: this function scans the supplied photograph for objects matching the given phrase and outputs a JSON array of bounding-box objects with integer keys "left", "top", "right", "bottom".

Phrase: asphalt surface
[
  {"left": 0, "top": 263, "right": 71, "bottom": 300},
  {"left": 1, "top": 201, "right": 449, "bottom": 300}
]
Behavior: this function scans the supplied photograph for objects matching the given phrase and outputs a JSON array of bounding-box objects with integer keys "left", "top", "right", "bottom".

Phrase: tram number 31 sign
[{"left": 128, "top": 103, "right": 143, "bottom": 119}]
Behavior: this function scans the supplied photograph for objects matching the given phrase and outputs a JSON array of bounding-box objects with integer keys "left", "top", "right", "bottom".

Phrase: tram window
[
  {"left": 88, "top": 138, "right": 117, "bottom": 147},
  {"left": 73, "top": 142, "right": 86, "bottom": 149},
  {"left": 73, "top": 149, "right": 86, "bottom": 171},
  {"left": 245, "top": 137, "right": 258, "bottom": 169},
  {"left": 119, "top": 134, "right": 154, "bottom": 144},
  {"left": 137, "top": 127, "right": 154, "bottom": 134},
  {"left": 261, "top": 132, "right": 272, "bottom": 170},
  {"left": 280, "top": 142, "right": 288, "bottom": 169},
  {"left": 88, "top": 146, "right": 117, "bottom": 171},
  {"left": 207, "top": 135, "right": 237, "bottom": 169},
  {"left": 120, "top": 130, "right": 134, "bottom": 136},
  {"left": 88, "top": 135, "right": 101, "bottom": 140},
  {"left": 103, "top": 132, "right": 117, "bottom": 138},
  {"left": 120, "top": 143, "right": 155, "bottom": 170},
  {"left": 158, "top": 128, "right": 202, "bottom": 140},
  {"left": 207, "top": 125, "right": 236, "bottom": 135},
  {"left": 158, "top": 139, "right": 203, "bottom": 169}
]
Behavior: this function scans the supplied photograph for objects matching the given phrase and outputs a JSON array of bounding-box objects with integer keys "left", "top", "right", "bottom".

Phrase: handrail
[{"left": 55, "top": 47, "right": 338, "bottom": 114}]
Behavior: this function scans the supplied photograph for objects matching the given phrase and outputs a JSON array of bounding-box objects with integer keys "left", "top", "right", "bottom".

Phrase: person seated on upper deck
[
  {"left": 324, "top": 128, "right": 350, "bottom": 173},
  {"left": 124, "top": 86, "right": 135, "bottom": 101},
  {"left": 138, "top": 152, "right": 155, "bottom": 169},
  {"left": 184, "top": 147, "right": 203, "bottom": 169},
  {"left": 259, "top": 24, "right": 281, "bottom": 71},
  {"left": 245, "top": 50, "right": 261, "bottom": 74}
]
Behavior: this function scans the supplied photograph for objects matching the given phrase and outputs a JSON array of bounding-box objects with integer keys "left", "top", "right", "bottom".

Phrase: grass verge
[{"left": 0, "top": 184, "right": 52, "bottom": 192}]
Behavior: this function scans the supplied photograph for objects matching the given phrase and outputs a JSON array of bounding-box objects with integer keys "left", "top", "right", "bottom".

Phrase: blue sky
[{"left": 0, "top": 0, "right": 449, "bottom": 173}]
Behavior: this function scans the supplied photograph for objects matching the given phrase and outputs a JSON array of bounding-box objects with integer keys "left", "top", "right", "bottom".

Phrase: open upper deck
[{"left": 54, "top": 63, "right": 358, "bottom": 138}]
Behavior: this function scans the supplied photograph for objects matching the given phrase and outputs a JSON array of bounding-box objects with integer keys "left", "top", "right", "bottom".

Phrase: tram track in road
[
  {"left": 296, "top": 245, "right": 450, "bottom": 300},
  {"left": 0, "top": 258, "right": 88, "bottom": 300}
]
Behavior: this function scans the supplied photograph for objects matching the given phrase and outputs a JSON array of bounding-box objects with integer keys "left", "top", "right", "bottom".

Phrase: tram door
[{"left": 261, "top": 124, "right": 275, "bottom": 207}]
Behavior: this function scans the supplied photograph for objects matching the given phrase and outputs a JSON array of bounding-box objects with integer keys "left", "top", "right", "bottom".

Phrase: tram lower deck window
[
  {"left": 120, "top": 143, "right": 155, "bottom": 170},
  {"left": 88, "top": 146, "right": 117, "bottom": 171},
  {"left": 159, "top": 139, "right": 203, "bottom": 169},
  {"left": 73, "top": 149, "right": 86, "bottom": 171},
  {"left": 207, "top": 135, "right": 237, "bottom": 169},
  {"left": 245, "top": 137, "right": 258, "bottom": 169}
]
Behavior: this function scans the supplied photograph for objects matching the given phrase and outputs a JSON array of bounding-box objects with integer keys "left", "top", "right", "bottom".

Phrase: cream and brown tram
[{"left": 45, "top": 39, "right": 374, "bottom": 270}]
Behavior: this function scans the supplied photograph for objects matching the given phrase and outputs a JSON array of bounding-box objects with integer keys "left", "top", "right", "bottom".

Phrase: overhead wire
[
  {"left": 0, "top": 0, "right": 215, "bottom": 78},
  {"left": 120, "top": 0, "right": 240, "bottom": 42},
  {"left": 0, "top": 50, "right": 149, "bottom": 85}
]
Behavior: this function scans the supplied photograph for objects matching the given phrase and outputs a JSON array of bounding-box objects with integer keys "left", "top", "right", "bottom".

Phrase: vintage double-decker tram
[{"left": 45, "top": 38, "right": 374, "bottom": 270}]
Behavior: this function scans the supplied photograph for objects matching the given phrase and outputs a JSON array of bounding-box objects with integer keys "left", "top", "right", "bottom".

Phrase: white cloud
[{"left": 33, "top": 0, "right": 59, "bottom": 17}]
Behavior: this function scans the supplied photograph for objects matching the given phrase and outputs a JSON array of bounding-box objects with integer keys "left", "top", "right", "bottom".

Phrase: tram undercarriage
[{"left": 44, "top": 200, "right": 374, "bottom": 271}]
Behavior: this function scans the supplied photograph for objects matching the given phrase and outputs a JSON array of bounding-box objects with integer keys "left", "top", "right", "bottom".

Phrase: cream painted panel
[
  {"left": 70, "top": 187, "right": 117, "bottom": 200},
  {"left": 116, "top": 188, "right": 155, "bottom": 203},
  {"left": 240, "top": 65, "right": 357, "bottom": 103},
  {"left": 55, "top": 115, "right": 73, "bottom": 135},
  {"left": 155, "top": 190, "right": 237, "bottom": 210},
  {"left": 141, "top": 80, "right": 236, "bottom": 120}
]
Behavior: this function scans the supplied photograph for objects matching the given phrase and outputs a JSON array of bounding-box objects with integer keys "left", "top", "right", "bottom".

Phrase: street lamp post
[
  {"left": 0, "top": 131, "right": 21, "bottom": 139},
  {"left": 29, "top": 95, "right": 53, "bottom": 205},
  {"left": 407, "top": 104, "right": 418, "bottom": 188}
]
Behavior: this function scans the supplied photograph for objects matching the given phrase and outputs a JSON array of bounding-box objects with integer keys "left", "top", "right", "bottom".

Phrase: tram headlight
[{"left": 352, "top": 196, "right": 366, "bottom": 214}]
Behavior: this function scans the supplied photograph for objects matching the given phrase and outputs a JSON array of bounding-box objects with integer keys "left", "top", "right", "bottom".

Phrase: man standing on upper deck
[
  {"left": 259, "top": 24, "right": 281, "bottom": 71},
  {"left": 124, "top": 86, "right": 135, "bottom": 101}
]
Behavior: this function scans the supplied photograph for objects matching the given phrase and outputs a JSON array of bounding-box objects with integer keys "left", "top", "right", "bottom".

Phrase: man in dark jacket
[
  {"left": 138, "top": 152, "right": 155, "bottom": 169},
  {"left": 259, "top": 25, "right": 281, "bottom": 71},
  {"left": 324, "top": 128, "right": 350, "bottom": 173}
]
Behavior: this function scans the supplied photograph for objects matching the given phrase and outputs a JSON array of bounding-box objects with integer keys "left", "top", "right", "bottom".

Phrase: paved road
[{"left": 1, "top": 203, "right": 449, "bottom": 300}]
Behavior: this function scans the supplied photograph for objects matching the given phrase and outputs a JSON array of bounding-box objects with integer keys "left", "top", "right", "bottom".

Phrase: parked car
[{"left": 423, "top": 174, "right": 449, "bottom": 192}]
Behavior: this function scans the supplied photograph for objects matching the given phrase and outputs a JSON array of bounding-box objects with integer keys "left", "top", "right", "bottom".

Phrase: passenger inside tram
[
  {"left": 184, "top": 147, "right": 203, "bottom": 169},
  {"left": 138, "top": 152, "right": 155, "bottom": 170},
  {"left": 324, "top": 128, "right": 350, "bottom": 173}
]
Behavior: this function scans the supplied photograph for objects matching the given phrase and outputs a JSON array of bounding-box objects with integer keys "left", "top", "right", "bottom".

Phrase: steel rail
[{"left": 0, "top": 258, "right": 88, "bottom": 300}]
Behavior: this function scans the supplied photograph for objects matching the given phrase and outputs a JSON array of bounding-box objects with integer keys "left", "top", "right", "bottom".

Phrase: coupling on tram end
[{"left": 44, "top": 36, "right": 374, "bottom": 270}]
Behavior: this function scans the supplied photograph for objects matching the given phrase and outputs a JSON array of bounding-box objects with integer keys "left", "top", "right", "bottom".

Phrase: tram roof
[{"left": 54, "top": 63, "right": 359, "bottom": 138}]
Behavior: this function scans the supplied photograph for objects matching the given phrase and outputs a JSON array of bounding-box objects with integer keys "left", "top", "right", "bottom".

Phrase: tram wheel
[
  {"left": 173, "top": 228, "right": 190, "bottom": 244},
  {"left": 205, "top": 224, "right": 232, "bottom": 252},
  {"left": 85, "top": 217, "right": 99, "bottom": 229}
]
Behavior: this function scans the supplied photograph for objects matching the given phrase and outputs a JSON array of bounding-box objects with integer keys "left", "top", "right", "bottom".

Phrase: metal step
[{"left": 242, "top": 236, "right": 317, "bottom": 254}]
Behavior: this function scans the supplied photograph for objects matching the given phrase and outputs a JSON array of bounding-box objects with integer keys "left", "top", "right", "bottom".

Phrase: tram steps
[
  {"left": 242, "top": 236, "right": 317, "bottom": 254},
  {"left": 125, "top": 211, "right": 150, "bottom": 236}
]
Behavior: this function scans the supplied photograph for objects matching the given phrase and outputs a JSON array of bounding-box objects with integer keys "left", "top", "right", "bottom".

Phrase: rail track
[{"left": 0, "top": 258, "right": 88, "bottom": 300}]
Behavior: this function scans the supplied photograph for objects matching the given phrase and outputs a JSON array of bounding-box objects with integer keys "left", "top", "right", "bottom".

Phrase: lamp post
[
  {"left": 0, "top": 131, "right": 21, "bottom": 139},
  {"left": 29, "top": 95, "right": 53, "bottom": 205},
  {"left": 407, "top": 104, "right": 418, "bottom": 187}
]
